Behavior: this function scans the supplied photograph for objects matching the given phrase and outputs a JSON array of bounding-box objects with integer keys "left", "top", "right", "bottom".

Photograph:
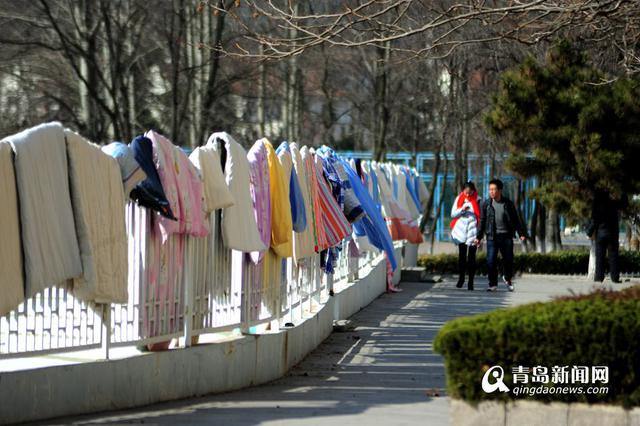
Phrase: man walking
[
  {"left": 589, "top": 190, "right": 627, "bottom": 283},
  {"left": 474, "top": 179, "right": 527, "bottom": 291}
]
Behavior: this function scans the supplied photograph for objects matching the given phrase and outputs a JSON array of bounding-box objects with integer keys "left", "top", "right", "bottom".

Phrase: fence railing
[{"left": 0, "top": 203, "right": 390, "bottom": 360}]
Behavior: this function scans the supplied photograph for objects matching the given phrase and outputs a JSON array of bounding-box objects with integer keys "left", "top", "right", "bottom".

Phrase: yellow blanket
[{"left": 262, "top": 139, "right": 293, "bottom": 257}]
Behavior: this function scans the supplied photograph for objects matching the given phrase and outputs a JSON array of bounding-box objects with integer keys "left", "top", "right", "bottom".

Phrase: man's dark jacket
[
  {"left": 476, "top": 197, "right": 526, "bottom": 240},
  {"left": 588, "top": 191, "right": 627, "bottom": 240}
]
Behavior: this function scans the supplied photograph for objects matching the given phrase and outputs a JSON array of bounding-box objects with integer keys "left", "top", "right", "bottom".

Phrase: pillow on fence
[{"left": 102, "top": 142, "right": 147, "bottom": 197}]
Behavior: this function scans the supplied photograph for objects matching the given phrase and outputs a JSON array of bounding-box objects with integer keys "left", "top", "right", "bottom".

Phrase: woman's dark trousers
[{"left": 457, "top": 243, "right": 477, "bottom": 289}]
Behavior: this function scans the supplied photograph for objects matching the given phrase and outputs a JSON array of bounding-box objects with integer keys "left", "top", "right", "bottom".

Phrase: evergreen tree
[{"left": 485, "top": 40, "right": 640, "bottom": 223}]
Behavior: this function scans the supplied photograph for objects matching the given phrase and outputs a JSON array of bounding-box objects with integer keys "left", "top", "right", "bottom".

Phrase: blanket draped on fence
[
  {"left": 5, "top": 122, "right": 82, "bottom": 298},
  {"left": 66, "top": 129, "right": 128, "bottom": 304},
  {"left": 0, "top": 142, "right": 24, "bottom": 315}
]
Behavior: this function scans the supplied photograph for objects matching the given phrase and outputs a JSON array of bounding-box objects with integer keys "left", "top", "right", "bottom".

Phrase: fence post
[
  {"left": 238, "top": 251, "right": 251, "bottom": 334},
  {"left": 313, "top": 256, "right": 321, "bottom": 304},
  {"left": 101, "top": 304, "right": 111, "bottom": 360},
  {"left": 183, "top": 238, "right": 193, "bottom": 347},
  {"left": 307, "top": 260, "right": 313, "bottom": 313},
  {"left": 287, "top": 258, "right": 295, "bottom": 325},
  {"left": 271, "top": 257, "right": 282, "bottom": 332}
]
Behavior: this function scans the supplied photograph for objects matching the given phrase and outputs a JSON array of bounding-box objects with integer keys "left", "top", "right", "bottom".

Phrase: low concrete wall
[
  {"left": 451, "top": 399, "right": 640, "bottom": 426},
  {"left": 403, "top": 243, "right": 418, "bottom": 268},
  {"left": 393, "top": 245, "right": 404, "bottom": 286},
  {"left": 0, "top": 255, "right": 388, "bottom": 425},
  {"left": 333, "top": 255, "right": 386, "bottom": 321}
]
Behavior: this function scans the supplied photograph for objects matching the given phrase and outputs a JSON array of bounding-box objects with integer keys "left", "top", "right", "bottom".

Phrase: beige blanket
[
  {"left": 66, "top": 129, "right": 128, "bottom": 304},
  {"left": 6, "top": 122, "right": 82, "bottom": 297},
  {"left": 0, "top": 142, "right": 24, "bottom": 315}
]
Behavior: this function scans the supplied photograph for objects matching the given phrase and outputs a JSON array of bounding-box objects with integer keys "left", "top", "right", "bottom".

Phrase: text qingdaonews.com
[{"left": 511, "top": 386, "right": 610, "bottom": 396}]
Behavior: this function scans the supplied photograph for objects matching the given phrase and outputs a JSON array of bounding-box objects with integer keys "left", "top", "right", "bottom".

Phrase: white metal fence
[{"left": 0, "top": 204, "right": 389, "bottom": 359}]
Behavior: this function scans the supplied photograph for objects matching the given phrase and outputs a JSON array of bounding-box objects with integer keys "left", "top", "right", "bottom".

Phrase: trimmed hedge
[
  {"left": 417, "top": 249, "right": 640, "bottom": 275},
  {"left": 433, "top": 286, "right": 640, "bottom": 407}
]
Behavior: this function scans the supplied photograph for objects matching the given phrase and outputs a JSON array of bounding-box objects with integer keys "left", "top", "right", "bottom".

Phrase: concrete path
[{"left": 44, "top": 275, "right": 635, "bottom": 426}]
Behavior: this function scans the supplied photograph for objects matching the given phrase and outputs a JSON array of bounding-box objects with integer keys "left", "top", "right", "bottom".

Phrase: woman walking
[{"left": 451, "top": 181, "right": 481, "bottom": 290}]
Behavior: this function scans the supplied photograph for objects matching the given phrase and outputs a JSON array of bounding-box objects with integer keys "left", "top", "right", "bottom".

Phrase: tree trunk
[
  {"left": 286, "top": 56, "right": 297, "bottom": 140},
  {"left": 587, "top": 239, "right": 596, "bottom": 280},
  {"left": 198, "top": 0, "right": 227, "bottom": 145},
  {"left": 554, "top": 211, "right": 563, "bottom": 250},
  {"left": 186, "top": 3, "right": 196, "bottom": 147},
  {"left": 282, "top": 61, "right": 290, "bottom": 140},
  {"left": 73, "top": 1, "right": 91, "bottom": 134},
  {"left": 373, "top": 41, "right": 390, "bottom": 161},
  {"left": 461, "top": 80, "right": 470, "bottom": 189},
  {"left": 420, "top": 144, "right": 441, "bottom": 233},
  {"left": 537, "top": 204, "right": 547, "bottom": 253},
  {"left": 169, "top": 0, "right": 185, "bottom": 143},
  {"left": 295, "top": 67, "right": 304, "bottom": 142},
  {"left": 320, "top": 51, "right": 336, "bottom": 146},
  {"left": 454, "top": 60, "right": 469, "bottom": 192},
  {"left": 545, "top": 208, "right": 557, "bottom": 252},
  {"left": 514, "top": 179, "right": 530, "bottom": 252},
  {"left": 429, "top": 157, "right": 449, "bottom": 254},
  {"left": 257, "top": 46, "right": 266, "bottom": 137},
  {"left": 529, "top": 201, "right": 538, "bottom": 252}
]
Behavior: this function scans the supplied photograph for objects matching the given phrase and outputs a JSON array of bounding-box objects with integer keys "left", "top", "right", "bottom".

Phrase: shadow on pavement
[{"left": 42, "top": 278, "right": 510, "bottom": 426}]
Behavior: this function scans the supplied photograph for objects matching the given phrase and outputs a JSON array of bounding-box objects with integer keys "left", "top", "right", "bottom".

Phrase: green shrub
[
  {"left": 433, "top": 286, "right": 640, "bottom": 407},
  {"left": 417, "top": 249, "right": 640, "bottom": 275}
]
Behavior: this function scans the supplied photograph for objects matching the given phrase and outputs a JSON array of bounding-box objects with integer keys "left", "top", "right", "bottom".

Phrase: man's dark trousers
[
  {"left": 595, "top": 233, "right": 620, "bottom": 282},
  {"left": 487, "top": 233, "right": 514, "bottom": 287}
]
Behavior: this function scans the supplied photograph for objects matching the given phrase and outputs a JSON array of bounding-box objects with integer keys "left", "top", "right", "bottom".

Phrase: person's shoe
[
  {"left": 456, "top": 278, "right": 464, "bottom": 289},
  {"left": 486, "top": 286, "right": 497, "bottom": 292},
  {"left": 502, "top": 275, "right": 515, "bottom": 291},
  {"left": 468, "top": 279, "right": 474, "bottom": 291}
]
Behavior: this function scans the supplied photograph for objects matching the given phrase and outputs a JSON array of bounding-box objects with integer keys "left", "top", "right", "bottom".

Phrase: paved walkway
[{"left": 45, "top": 275, "right": 635, "bottom": 425}]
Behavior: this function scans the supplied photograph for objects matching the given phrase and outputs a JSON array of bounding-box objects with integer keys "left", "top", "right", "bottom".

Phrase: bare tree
[{"left": 210, "top": 0, "right": 640, "bottom": 77}]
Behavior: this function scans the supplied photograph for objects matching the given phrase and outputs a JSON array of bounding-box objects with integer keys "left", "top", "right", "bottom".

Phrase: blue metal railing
[{"left": 337, "top": 150, "right": 541, "bottom": 242}]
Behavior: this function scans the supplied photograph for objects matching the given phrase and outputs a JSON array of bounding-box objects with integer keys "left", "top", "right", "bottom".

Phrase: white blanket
[
  {"left": 66, "top": 129, "right": 128, "bottom": 304},
  {"left": 189, "top": 146, "right": 235, "bottom": 213},
  {"left": 206, "top": 132, "right": 266, "bottom": 252},
  {"left": 6, "top": 122, "right": 82, "bottom": 297},
  {"left": 371, "top": 162, "right": 393, "bottom": 218},
  {"left": 0, "top": 142, "right": 24, "bottom": 315},
  {"left": 418, "top": 176, "right": 429, "bottom": 211},
  {"left": 394, "top": 164, "right": 420, "bottom": 219},
  {"left": 291, "top": 143, "right": 316, "bottom": 259}
]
